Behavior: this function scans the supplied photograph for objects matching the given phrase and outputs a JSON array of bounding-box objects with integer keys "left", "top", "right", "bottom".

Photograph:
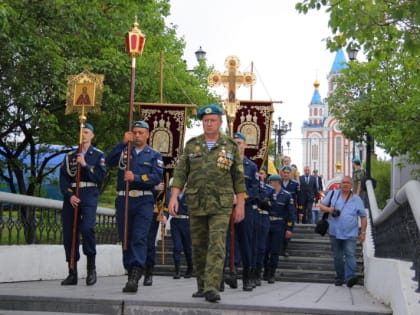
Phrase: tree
[
  {"left": 0, "top": 0, "right": 216, "bottom": 197},
  {"left": 296, "top": 0, "right": 420, "bottom": 170}
]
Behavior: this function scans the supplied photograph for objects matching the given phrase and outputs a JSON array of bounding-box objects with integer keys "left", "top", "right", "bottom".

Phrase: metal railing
[
  {"left": 367, "top": 180, "right": 420, "bottom": 292},
  {"left": 0, "top": 191, "right": 118, "bottom": 245}
]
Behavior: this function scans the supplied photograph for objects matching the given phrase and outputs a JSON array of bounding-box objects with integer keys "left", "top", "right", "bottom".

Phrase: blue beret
[
  {"left": 281, "top": 165, "right": 292, "bottom": 172},
  {"left": 132, "top": 120, "right": 149, "bottom": 130},
  {"left": 83, "top": 122, "right": 94, "bottom": 132},
  {"left": 268, "top": 174, "right": 282, "bottom": 182},
  {"left": 197, "top": 104, "right": 224, "bottom": 120},
  {"left": 234, "top": 132, "right": 246, "bottom": 141},
  {"left": 352, "top": 158, "right": 361, "bottom": 165}
]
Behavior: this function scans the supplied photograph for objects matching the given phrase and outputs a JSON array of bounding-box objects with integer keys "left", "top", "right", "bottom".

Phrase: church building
[{"left": 301, "top": 48, "right": 357, "bottom": 185}]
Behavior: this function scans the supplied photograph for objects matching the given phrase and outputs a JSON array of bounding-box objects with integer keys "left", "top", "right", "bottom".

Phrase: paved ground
[{"left": 0, "top": 276, "right": 391, "bottom": 315}]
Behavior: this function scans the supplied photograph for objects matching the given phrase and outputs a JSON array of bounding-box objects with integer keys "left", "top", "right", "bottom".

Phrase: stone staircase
[{"left": 153, "top": 224, "right": 364, "bottom": 284}]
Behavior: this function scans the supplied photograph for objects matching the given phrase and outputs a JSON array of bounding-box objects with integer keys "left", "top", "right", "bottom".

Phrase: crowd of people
[{"left": 59, "top": 104, "right": 367, "bottom": 303}]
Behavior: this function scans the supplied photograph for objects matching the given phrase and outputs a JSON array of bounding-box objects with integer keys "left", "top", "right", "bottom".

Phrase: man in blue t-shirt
[{"left": 320, "top": 176, "right": 367, "bottom": 288}]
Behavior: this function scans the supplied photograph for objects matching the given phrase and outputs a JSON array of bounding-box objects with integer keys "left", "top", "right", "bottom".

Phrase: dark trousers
[
  {"left": 251, "top": 206, "right": 260, "bottom": 268},
  {"left": 301, "top": 195, "right": 314, "bottom": 223},
  {"left": 171, "top": 218, "right": 193, "bottom": 266},
  {"left": 62, "top": 198, "right": 97, "bottom": 262},
  {"left": 115, "top": 196, "right": 154, "bottom": 270},
  {"left": 146, "top": 214, "right": 160, "bottom": 268},
  {"left": 256, "top": 213, "right": 270, "bottom": 269},
  {"left": 234, "top": 203, "right": 255, "bottom": 268},
  {"left": 266, "top": 220, "right": 286, "bottom": 268}
]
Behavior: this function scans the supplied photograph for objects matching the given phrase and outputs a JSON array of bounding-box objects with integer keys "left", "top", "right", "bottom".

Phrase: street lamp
[
  {"left": 272, "top": 116, "right": 292, "bottom": 165},
  {"left": 346, "top": 46, "right": 372, "bottom": 179},
  {"left": 195, "top": 46, "right": 206, "bottom": 62},
  {"left": 286, "top": 141, "right": 291, "bottom": 154}
]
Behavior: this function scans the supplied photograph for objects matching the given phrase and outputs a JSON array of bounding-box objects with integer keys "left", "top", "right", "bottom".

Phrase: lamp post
[
  {"left": 272, "top": 117, "right": 292, "bottom": 166},
  {"left": 347, "top": 46, "right": 372, "bottom": 179},
  {"left": 286, "top": 141, "right": 291, "bottom": 154},
  {"left": 194, "top": 46, "right": 207, "bottom": 63},
  {"left": 123, "top": 16, "right": 146, "bottom": 250}
]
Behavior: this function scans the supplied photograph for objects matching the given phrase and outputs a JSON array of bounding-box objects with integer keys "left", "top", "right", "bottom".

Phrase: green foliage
[
  {"left": 296, "top": 0, "right": 420, "bottom": 171},
  {"left": 371, "top": 158, "right": 391, "bottom": 209},
  {"left": 0, "top": 0, "right": 215, "bottom": 195}
]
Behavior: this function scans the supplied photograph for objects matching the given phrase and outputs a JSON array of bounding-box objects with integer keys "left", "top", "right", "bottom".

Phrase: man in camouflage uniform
[{"left": 168, "top": 104, "right": 245, "bottom": 303}]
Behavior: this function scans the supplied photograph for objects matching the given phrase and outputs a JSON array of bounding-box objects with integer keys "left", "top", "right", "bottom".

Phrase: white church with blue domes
[{"left": 301, "top": 48, "right": 357, "bottom": 186}]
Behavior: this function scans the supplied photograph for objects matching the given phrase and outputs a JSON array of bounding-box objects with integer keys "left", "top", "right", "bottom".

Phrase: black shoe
[
  {"left": 61, "top": 270, "right": 78, "bottom": 286},
  {"left": 224, "top": 271, "right": 238, "bottom": 289},
  {"left": 267, "top": 267, "right": 276, "bottom": 284},
  {"left": 242, "top": 268, "right": 253, "bottom": 292},
  {"left": 173, "top": 265, "right": 181, "bottom": 279},
  {"left": 143, "top": 267, "right": 153, "bottom": 286},
  {"left": 192, "top": 290, "right": 205, "bottom": 298},
  {"left": 184, "top": 265, "right": 193, "bottom": 278},
  {"left": 86, "top": 269, "right": 97, "bottom": 286},
  {"left": 86, "top": 255, "right": 96, "bottom": 286},
  {"left": 335, "top": 279, "right": 345, "bottom": 286},
  {"left": 123, "top": 266, "right": 143, "bottom": 293},
  {"left": 205, "top": 290, "right": 221, "bottom": 303},
  {"left": 347, "top": 277, "right": 359, "bottom": 288},
  {"left": 220, "top": 279, "right": 225, "bottom": 292},
  {"left": 262, "top": 266, "right": 269, "bottom": 281},
  {"left": 255, "top": 268, "right": 262, "bottom": 286}
]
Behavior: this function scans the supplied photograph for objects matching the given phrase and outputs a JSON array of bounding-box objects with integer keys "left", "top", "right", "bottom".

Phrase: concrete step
[{"left": 0, "top": 276, "right": 391, "bottom": 315}]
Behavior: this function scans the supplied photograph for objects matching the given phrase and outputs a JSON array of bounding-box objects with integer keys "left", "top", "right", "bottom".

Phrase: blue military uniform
[
  {"left": 168, "top": 190, "right": 193, "bottom": 278},
  {"left": 106, "top": 137, "right": 163, "bottom": 276},
  {"left": 59, "top": 128, "right": 106, "bottom": 286},
  {"left": 264, "top": 174, "right": 296, "bottom": 283},
  {"left": 281, "top": 174, "right": 301, "bottom": 256}
]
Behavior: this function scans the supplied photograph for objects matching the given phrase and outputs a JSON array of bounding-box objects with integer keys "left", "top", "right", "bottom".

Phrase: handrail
[
  {"left": 372, "top": 180, "right": 420, "bottom": 227},
  {"left": 0, "top": 191, "right": 115, "bottom": 216}
]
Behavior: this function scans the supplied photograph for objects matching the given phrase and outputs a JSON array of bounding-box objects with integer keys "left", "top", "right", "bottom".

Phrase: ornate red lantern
[{"left": 125, "top": 16, "right": 146, "bottom": 58}]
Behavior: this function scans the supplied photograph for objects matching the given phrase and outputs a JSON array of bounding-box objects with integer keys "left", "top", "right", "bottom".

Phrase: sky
[{"left": 166, "top": 0, "right": 338, "bottom": 169}]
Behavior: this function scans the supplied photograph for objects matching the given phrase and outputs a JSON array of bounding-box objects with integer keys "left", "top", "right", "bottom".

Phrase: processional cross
[{"left": 208, "top": 56, "right": 256, "bottom": 134}]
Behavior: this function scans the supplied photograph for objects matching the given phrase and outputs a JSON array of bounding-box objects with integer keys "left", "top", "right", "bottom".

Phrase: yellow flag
[{"left": 267, "top": 158, "right": 277, "bottom": 175}]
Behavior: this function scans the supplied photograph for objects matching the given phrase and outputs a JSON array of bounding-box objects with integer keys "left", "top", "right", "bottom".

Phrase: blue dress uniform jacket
[
  {"left": 266, "top": 188, "right": 296, "bottom": 268},
  {"left": 255, "top": 182, "right": 272, "bottom": 269},
  {"left": 234, "top": 156, "right": 260, "bottom": 269},
  {"left": 59, "top": 145, "right": 106, "bottom": 262},
  {"left": 106, "top": 142, "right": 164, "bottom": 271}
]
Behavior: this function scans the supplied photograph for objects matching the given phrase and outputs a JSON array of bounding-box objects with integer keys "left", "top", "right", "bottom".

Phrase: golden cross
[{"left": 208, "top": 56, "right": 256, "bottom": 124}]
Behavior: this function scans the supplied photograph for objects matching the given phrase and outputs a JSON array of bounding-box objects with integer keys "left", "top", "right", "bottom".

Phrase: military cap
[
  {"left": 132, "top": 120, "right": 149, "bottom": 130},
  {"left": 83, "top": 122, "right": 94, "bottom": 132},
  {"left": 197, "top": 104, "right": 224, "bottom": 120},
  {"left": 281, "top": 165, "right": 292, "bottom": 172},
  {"left": 268, "top": 174, "right": 282, "bottom": 182},
  {"left": 233, "top": 132, "right": 246, "bottom": 141},
  {"left": 352, "top": 157, "right": 361, "bottom": 165}
]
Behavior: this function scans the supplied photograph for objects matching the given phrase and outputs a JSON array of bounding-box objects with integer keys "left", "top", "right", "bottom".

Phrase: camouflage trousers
[{"left": 189, "top": 213, "right": 230, "bottom": 293}]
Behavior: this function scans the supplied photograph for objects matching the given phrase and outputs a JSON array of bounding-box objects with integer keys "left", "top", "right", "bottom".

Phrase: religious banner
[
  {"left": 234, "top": 100, "right": 274, "bottom": 169},
  {"left": 135, "top": 103, "right": 192, "bottom": 170}
]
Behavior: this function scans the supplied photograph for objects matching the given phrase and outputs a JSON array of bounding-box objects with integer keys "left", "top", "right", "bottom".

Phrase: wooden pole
[
  {"left": 70, "top": 106, "right": 86, "bottom": 270},
  {"left": 123, "top": 57, "right": 137, "bottom": 250}
]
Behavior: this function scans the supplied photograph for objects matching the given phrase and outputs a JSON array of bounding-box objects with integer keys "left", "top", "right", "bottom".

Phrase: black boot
[
  {"left": 173, "top": 265, "right": 181, "bottom": 279},
  {"left": 61, "top": 263, "right": 77, "bottom": 285},
  {"left": 184, "top": 264, "right": 193, "bottom": 278},
  {"left": 268, "top": 267, "right": 276, "bottom": 284},
  {"left": 219, "top": 278, "right": 225, "bottom": 292},
  {"left": 262, "top": 265, "right": 269, "bottom": 281},
  {"left": 224, "top": 270, "right": 238, "bottom": 289},
  {"left": 255, "top": 268, "right": 262, "bottom": 286},
  {"left": 242, "top": 268, "right": 253, "bottom": 291},
  {"left": 192, "top": 277, "right": 205, "bottom": 297},
  {"left": 123, "top": 266, "right": 143, "bottom": 293},
  {"left": 86, "top": 255, "right": 97, "bottom": 286},
  {"left": 250, "top": 269, "right": 256, "bottom": 288},
  {"left": 143, "top": 266, "right": 153, "bottom": 286},
  {"left": 281, "top": 242, "right": 289, "bottom": 257}
]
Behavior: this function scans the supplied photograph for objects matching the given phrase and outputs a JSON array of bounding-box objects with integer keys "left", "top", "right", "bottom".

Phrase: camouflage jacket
[{"left": 172, "top": 132, "right": 246, "bottom": 215}]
